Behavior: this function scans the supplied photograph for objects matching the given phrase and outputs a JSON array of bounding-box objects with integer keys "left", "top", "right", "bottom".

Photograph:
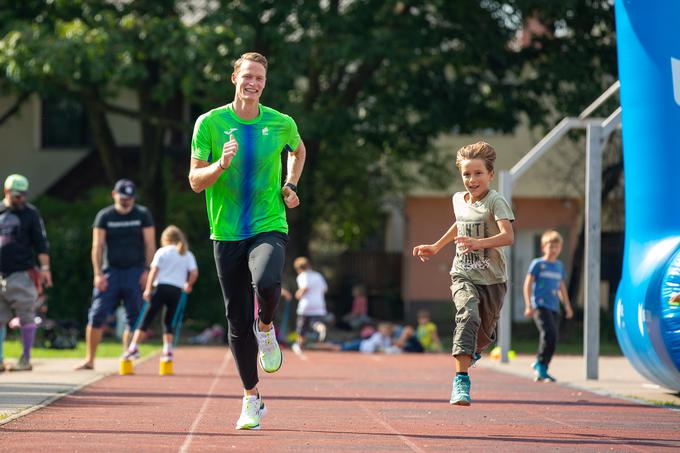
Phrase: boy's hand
[
  {"left": 413, "top": 244, "right": 437, "bottom": 262},
  {"left": 454, "top": 236, "right": 480, "bottom": 254},
  {"left": 183, "top": 282, "right": 193, "bottom": 294},
  {"left": 524, "top": 306, "right": 534, "bottom": 318},
  {"left": 565, "top": 305, "right": 574, "bottom": 319},
  {"left": 143, "top": 288, "right": 152, "bottom": 301}
]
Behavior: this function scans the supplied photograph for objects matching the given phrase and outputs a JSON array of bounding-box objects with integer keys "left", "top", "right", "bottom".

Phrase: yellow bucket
[
  {"left": 159, "top": 360, "right": 174, "bottom": 376},
  {"left": 119, "top": 359, "right": 133, "bottom": 375}
]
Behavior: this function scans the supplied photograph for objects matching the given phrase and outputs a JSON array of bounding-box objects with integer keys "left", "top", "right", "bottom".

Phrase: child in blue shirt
[{"left": 523, "top": 230, "right": 573, "bottom": 382}]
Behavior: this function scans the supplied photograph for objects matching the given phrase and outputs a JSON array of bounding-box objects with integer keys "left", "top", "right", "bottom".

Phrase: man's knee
[
  {"left": 254, "top": 278, "right": 280, "bottom": 302},
  {"left": 88, "top": 303, "right": 109, "bottom": 328}
]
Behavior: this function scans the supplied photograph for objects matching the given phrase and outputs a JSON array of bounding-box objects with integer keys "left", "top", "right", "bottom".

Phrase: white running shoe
[
  {"left": 291, "top": 342, "right": 303, "bottom": 355},
  {"left": 122, "top": 348, "right": 140, "bottom": 361},
  {"left": 253, "top": 320, "right": 283, "bottom": 373},
  {"left": 313, "top": 322, "right": 327, "bottom": 342},
  {"left": 235, "top": 394, "right": 267, "bottom": 430}
]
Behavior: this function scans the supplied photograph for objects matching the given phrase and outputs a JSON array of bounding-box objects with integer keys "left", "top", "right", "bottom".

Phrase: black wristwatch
[{"left": 285, "top": 182, "right": 298, "bottom": 193}]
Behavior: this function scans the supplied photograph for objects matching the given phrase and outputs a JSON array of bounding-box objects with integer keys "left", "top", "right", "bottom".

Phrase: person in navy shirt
[
  {"left": 523, "top": 230, "right": 573, "bottom": 382},
  {"left": 76, "top": 179, "right": 155, "bottom": 370}
]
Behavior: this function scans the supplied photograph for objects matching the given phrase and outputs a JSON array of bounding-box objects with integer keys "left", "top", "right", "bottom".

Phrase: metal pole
[
  {"left": 584, "top": 124, "right": 603, "bottom": 380},
  {"left": 498, "top": 170, "right": 513, "bottom": 363}
]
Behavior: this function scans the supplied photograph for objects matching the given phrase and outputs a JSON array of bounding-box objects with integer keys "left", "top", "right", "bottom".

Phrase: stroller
[{"left": 40, "top": 319, "right": 79, "bottom": 349}]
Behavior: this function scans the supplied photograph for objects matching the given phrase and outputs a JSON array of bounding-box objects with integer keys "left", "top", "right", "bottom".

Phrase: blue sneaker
[
  {"left": 532, "top": 361, "right": 555, "bottom": 382},
  {"left": 450, "top": 375, "right": 471, "bottom": 406},
  {"left": 471, "top": 352, "right": 482, "bottom": 367}
]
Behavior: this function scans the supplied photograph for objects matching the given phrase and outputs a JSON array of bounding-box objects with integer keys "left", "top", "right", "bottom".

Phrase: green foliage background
[{"left": 34, "top": 177, "right": 226, "bottom": 327}]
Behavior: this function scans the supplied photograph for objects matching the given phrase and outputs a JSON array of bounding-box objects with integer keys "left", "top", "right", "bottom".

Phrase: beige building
[
  {"left": 0, "top": 92, "right": 141, "bottom": 198},
  {"left": 2, "top": 92, "right": 613, "bottom": 324}
]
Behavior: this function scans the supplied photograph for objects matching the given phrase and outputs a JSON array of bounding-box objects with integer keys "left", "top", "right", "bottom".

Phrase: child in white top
[
  {"left": 124, "top": 225, "right": 198, "bottom": 361},
  {"left": 292, "top": 256, "right": 328, "bottom": 353}
]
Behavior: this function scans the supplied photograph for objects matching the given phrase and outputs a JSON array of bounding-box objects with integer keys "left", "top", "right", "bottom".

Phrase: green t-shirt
[
  {"left": 191, "top": 103, "right": 301, "bottom": 241},
  {"left": 450, "top": 189, "right": 515, "bottom": 285}
]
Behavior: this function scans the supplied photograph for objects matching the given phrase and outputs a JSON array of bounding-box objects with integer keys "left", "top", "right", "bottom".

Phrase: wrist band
[
  {"left": 219, "top": 161, "right": 226, "bottom": 170},
  {"left": 285, "top": 182, "right": 298, "bottom": 193}
]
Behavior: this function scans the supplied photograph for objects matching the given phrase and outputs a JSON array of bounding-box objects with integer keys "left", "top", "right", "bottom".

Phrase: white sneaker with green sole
[
  {"left": 253, "top": 321, "right": 282, "bottom": 373},
  {"left": 235, "top": 395, "right": 267, "bottom": 430}
]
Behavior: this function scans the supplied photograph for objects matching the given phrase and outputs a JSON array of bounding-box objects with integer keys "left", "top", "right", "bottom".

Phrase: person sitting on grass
[
  {"left": 316, "top": 321, "right": 425, "bottom": 354},
  {"left": 415, "top": 310, "right": 443, "bottom": 353}
]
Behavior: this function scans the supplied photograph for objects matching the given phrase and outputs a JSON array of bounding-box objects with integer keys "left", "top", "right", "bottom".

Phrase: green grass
[{"left": 1, "top": 339, "right": 160, "bottom": 359}]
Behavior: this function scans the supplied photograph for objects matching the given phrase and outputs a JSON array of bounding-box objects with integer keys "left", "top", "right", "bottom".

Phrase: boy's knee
[{"left": 456, "top": 311, "right": 481, "bottom": 330}]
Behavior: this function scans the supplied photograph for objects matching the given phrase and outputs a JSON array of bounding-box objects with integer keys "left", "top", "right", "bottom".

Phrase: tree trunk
[
  {"left": 0, "top": 92, "right": 30, "bottom": 127},
  {"left": 286, "top": 137, "right": 319, "bottom": 261},
  {"left": 137, "top": 65, "right": 167, "bottom": 231},
  {"left": 84, "top": 97, "right": 122, "bottom": 183}
]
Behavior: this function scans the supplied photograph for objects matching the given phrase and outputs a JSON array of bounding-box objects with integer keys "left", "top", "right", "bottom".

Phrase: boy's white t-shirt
[
  {"left": 150, "top": 245, "right": 198, "bottom": 289},
  {"left": 296, "top": 270, "right": 327, "bottom": 316}
]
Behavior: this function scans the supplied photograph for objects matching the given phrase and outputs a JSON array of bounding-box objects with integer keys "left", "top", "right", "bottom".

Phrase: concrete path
[
  {"left": 480, "top": 354, "right": 680, "bottom": 407},
  {"left": 0, "top": 358, "right": 119, "bottom": 424}
]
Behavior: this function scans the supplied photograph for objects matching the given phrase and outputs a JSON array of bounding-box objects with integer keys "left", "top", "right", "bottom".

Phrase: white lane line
[
  {"left": 358, "top": 403, "right": 425, "bottom": 453},
  {"left": 179, "top": 352, "right": 232, "bottom": 453}
]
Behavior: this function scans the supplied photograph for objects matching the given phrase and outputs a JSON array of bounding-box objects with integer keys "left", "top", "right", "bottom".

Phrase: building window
[{"left": 41, "top": 98, "right": 90, "bottom": 149}]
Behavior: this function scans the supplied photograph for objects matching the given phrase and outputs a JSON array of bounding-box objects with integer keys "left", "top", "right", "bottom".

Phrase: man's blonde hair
[
  {"left": 541, "top": 230, "right": 563, "bottom": 246},
  {"left": 455, "top": 141, "right": 497, "bottom": 172},
  {"left": 294, "top": 256, "right": 310, "bottom": 271},
  {"left": 233, "top": 52, "right": 268, "bottom": 73}
]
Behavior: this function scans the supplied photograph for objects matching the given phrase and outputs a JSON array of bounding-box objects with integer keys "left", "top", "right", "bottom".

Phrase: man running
[{"left": 188, "top": 52, "right": 306, "bottom": 430}]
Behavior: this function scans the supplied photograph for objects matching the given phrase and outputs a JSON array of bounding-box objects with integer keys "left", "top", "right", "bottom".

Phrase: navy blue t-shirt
[
  {"left": 93, "top": 205, "right": 153, "bottom": 269},
  {"left": 0, "top": 202, "right": 49, "bottom": 274},
  {"left": 527, "top": 258, "right": 564, "bottom": 313}
]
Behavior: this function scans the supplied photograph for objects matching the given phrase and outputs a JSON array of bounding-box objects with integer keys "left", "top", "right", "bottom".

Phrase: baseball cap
[
  {"left": 113, "top": 179, "right": 136, "bottom": 198},
  {"left": 4, "top": 174, "right": 29, "bottom": 194}
]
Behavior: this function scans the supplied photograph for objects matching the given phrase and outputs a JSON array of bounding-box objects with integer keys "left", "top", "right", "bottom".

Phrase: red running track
[{"left": 1, "top": 347, "right": 679, "bottom": 452}]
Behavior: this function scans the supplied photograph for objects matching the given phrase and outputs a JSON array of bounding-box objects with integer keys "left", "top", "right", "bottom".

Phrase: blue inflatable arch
[{"left": 614, "top": 0, "right": 680, "bottom": 390}]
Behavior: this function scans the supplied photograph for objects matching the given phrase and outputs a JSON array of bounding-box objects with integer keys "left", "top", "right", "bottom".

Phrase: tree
[
  {"left": 3, "top": 1, "right": 619, "bottom": 260},
  {"left": 2, "top": 0, "right": 528, "bottom": 259},
  {"left": 196, "top": 0, "right": 526, "bottom": 257},
  {"left": 509, "top": 1, "right": 620, "bottom": 306},
  {"left": 0, "top": 0, "right": 230, "bottom": 227}
]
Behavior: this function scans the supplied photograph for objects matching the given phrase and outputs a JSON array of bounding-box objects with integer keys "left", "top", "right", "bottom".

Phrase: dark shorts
[
  {"left": 139, "top": 284, "right": 183, "bottom": 333},
  {"left": 88, "top": 266, "right": 144, "bottom": 328},
  {"left": 296, "top": 315, "right": 327, "bottom": 337}
]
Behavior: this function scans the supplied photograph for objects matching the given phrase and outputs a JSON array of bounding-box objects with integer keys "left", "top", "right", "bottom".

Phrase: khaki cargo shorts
[
  {"left": 0, "top": 271, "right": 38, "bottom": 325},
  {"left": 450, "top": 275, "right": 506, "bottom": 357}
]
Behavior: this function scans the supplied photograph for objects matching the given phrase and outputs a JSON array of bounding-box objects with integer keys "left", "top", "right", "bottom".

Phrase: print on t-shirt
[{"left": 455, "top": 221, "right": 491, "bottom": 272}]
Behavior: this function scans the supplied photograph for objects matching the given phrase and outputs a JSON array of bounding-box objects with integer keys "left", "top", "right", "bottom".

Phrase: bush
[{"left": 35, "top": 183, "right": 226, "bottom": 329}]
